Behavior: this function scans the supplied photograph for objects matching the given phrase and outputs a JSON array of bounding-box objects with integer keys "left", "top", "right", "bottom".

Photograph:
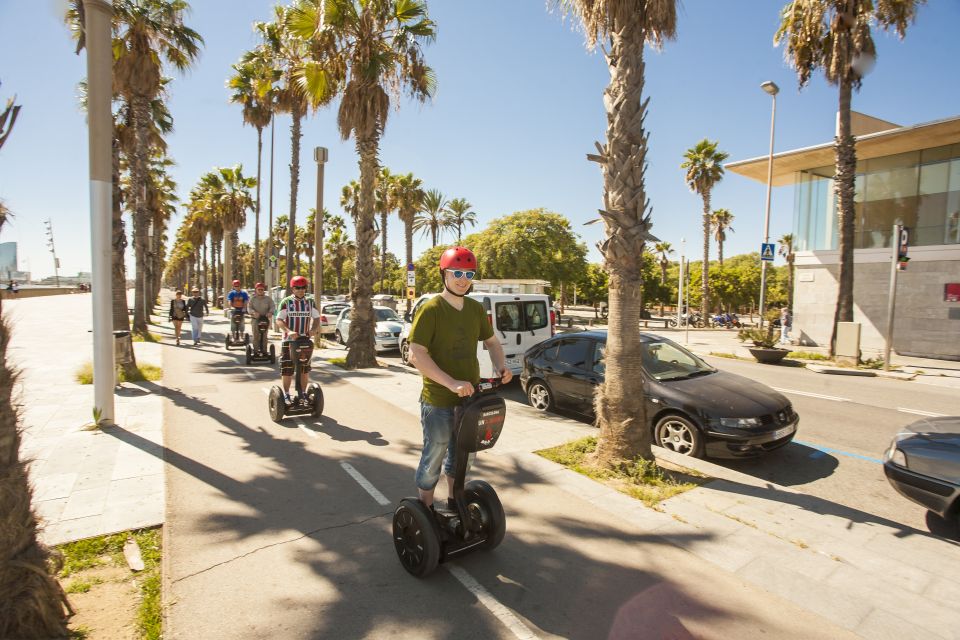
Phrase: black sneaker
[{"left": 446, "top": 498, "right": 458, "bottom": 512}]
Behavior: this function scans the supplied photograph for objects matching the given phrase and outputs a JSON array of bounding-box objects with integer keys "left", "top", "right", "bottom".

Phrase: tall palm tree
[
  {"left": 375, "top": 167, "right": 396, "bottom": 291},
  {"left": 776, "top": 0, "right": 924, "bottom": 354},
  {"left": 112, "top": 0, "right": 202, "bottom": 332},
  {"left": 228, "top": 50, "right": 278, "bottom": 284},
  {"left": 0, "top": 80, "right": 22, "bottom": 150},
  {"left": 272, "top": 215, "right": 289, "bottom": 282},
  {"left": 207, "top": 165, "right": 255, "bottom": 299},
  {"left": 326, "top": 226, "right": 356, "bottom": 293},
  {"left": 681, "top": 139, "right": 728, "bottom": 317},
  {"left": 710, "top": 208, "right": 734, "bottom": 266},
  {"left": 0, "top": 157, "right": 72, "bottom": 640},
  {"left": 779, "top": 232, "right": 796, "bottom": 309},
  {"left": 553, "top": 0, "right": 676, "bottom": 466},
  {"left": 445, "top": 197, "right": 478, "bottom": 243},
  {"left": 392, "top": 172, "right": 425, "bottom": 312},
  {"left": 340, "top": 180, "right": 361, "bottom": 222},
  {"left": 290, "top": 0, "right": 436, "bottom": 368},
  {"left": 414, "top": 189, "right": 447, "bottom": 247},
  {"left": 654, "top": 241, "right": 673, "bottom": 285}
]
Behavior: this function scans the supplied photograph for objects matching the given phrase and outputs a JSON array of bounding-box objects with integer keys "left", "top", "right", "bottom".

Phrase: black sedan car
[
  {"left": 520, "top": 331, "right": 798, "bottom": 459},
  {"left": 883, "top": 417, "right": 960, "bottom": 529}
]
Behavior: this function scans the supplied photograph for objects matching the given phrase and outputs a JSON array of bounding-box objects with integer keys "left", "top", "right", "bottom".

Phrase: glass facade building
[{"left": 794, "top": 143, "right": 960, "bottom": 251}]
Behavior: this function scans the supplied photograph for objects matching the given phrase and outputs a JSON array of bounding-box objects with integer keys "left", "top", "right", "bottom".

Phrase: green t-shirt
[{"left": 409, "top": 295, "right": 494, "bottom": 408}]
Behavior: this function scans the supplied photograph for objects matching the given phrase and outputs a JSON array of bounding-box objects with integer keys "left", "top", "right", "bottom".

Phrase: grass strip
[{"left": 75, "top": 362, "right": 162, "bottom": 384}]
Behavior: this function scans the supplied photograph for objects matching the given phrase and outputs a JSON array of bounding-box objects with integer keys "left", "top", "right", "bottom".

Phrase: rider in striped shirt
[{"left": 275, "top": 275, "right": 321, "bottom": 403}]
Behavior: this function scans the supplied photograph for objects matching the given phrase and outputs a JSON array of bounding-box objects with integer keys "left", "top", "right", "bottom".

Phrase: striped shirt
[{"left": 276, "top": 295, "right": 320, "bottom": 336}]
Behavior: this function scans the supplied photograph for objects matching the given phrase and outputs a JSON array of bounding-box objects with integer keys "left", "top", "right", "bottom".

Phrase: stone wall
[{"left": 0, "top": 288, "right": 82, "bottom": 300}]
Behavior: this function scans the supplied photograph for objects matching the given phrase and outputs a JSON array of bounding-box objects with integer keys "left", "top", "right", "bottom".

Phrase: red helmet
[
  {"left": 254, "top": 282, "right": 265, "bottom": 290},
  {"left": 232, "top": 279, "right": 241, "bottom": 287},
  {"left": 290, "top": 275, "right": 309, "bottom": 288},
  {"left": 439, "top": 246, "right": 477, "bottom": 271}
]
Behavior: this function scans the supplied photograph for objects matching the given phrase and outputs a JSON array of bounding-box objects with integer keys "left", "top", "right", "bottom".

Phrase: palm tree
[
  {"left": 779, "top": 232, "right": 796, "bottom": 309},
  {"left": 229, "top": 50, "right": 278, "bottom": 284},
  {"left": 112, "top": 0, "right": 202, "bottom": 332},
  {"left": 445, "top": 198, "right": 478, "bottom": 243},
  {"left": 0, "top": 144, "right": 72, "bottom": 640},
  {"left": 711, "top": 208, "right": 734, "bottom": 266},
  {"left": 375, "top": 167, "right": 396, "bottom": 291},
  {"left": 290, "top": 0, "right": 436, "bottom": 368},
  {"left": 392, "top": 172, "right": 425, "bottom": 312},
  {"left": 654, "top": 241, "right": 674, "bottom": 285},
  {"left": 272, "top": 215, "right": 289, "bottom": 283},
  {"left": 0, "top": 80, "right": 21, "bottom": 151},
  {"left": 326, "top": 226, "right": 356, "bottom": 293},
  {"left": 208, "top": 165, "right": 255, "bottom": 299},
  {"left": 414, "top": 189, "right": 447, "bottom": 247},
  {"left": 681, "top": 139, "right": 728, "bottom": 317},
  {"left": 553, "top": 0, "right": 677, "bottom": 466},
  {"left": 340, "top": 180, "right": 361, "bottom": 222},
  {"left": 776, "top": 0, "right": 923, "bottom": 354}
]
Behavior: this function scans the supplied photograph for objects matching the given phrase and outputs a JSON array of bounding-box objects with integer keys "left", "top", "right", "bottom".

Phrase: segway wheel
[
  {"left": 464, "top": 480, "right": 506, "bottom": 550},
  {"left": 308, "top": 382, "right": 324, "bottom": 418},
  {"left": 393, "top": 499, "right": 440, "bottom": 577},
  {"left": 245, "top": 343, "right": 252, "bottom": 365},
  {"left": 269, "top": 343, "right": 276, "bottom": 365},
  {"left": 268, "top": 386, "right": 285, "bottom": 423},
  {"left": 225, "top": 335, "right": 231, "bottom": 350},
  {"left": 244, "top": 333, "right": 250, "bottom": 346}
]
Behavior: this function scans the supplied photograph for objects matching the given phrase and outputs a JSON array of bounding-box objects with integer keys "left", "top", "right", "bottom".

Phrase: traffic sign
[
  {"left": 407, "top": 263, "right": 415, "bottom": 271},
  {"left": 268, "top": 255, "right": 278, "bottom": 268},
  {"left": 406, "top": 287, "right": 415, "bottom": 300},
  {"left": 760, "top": 243, "right": 776, "bottom": 262},
  {"left": 897, "top": 227, "right": 909, "bottom": 260},
  {"left": 406, "top": 271, "right": 416, "bottom": 286}
]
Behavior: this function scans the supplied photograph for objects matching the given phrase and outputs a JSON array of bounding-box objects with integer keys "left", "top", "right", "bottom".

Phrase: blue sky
[{"left": 0, "top": 0, "right": 957, "bottom": 279}]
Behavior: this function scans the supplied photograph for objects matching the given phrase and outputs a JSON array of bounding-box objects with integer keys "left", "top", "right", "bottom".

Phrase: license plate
[
  {"left": 505, "top": 356, "right": 521, "bottom": 369},
  {"left": 770, "top": 425, "right": 796, "bottom": 440}
]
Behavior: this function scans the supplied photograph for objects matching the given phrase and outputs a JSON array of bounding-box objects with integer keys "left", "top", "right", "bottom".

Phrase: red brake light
[
  {"left": 487, "top": 312, "right": 493, "bottom": 326},
  {"left": 321, "top": 315, "right": 328, "bottom": 323},
  {"left": 549, "top": 309, "right": 556, "bottom": 336}
]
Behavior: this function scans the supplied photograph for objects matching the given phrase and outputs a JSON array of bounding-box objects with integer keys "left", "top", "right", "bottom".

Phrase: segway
[
  {"left": 245, "top": 316, "right": 276, "bottom": 365},
  {"left": 268, "top": 336, "right": 324, "bottom": 422},
  {"left": 225, "top": 308, "right": 250, "bottom": 350},
  {"left": 393, "top": 380, "right": 507, "bottom": 578}
]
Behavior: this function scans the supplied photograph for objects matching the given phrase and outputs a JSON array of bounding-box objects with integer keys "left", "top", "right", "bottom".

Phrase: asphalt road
[
  {"left": 371, "top": 345, "right": 960, "bottom": 534},
  {"left": 162, "top": 316, "right": 857, "bottom": 639}
]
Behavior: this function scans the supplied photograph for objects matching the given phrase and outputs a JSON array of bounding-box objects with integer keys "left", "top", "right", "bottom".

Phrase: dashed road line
[
  {"left": 295, "top": 419, "right": 318, "bottom": 439},
  {"left": 244, "top": 370, "right": 255, "bottom": 380},
  {"left": 446, "top": 565, "right": 541, "bottom": 639},
  {"left": 772, "top": 387, "right": 849, "bottom": 402},
  {"left": 897, "top": 407, "right": 946, "bottom": 418},
  {"left": 339, "top": 462, "right": 390, "bottom": 506}
]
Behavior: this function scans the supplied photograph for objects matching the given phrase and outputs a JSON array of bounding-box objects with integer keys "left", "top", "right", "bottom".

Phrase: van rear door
[{"left": 486, "top": 296, "right": 551, "bottom": 375}]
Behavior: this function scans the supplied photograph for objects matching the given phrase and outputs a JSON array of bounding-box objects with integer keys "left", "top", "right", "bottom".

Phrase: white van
[{"left": 399, "top": 292, "right": 555, "bottom": 378}]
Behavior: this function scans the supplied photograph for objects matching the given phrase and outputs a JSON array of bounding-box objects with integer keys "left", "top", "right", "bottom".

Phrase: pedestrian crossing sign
[{"left": 761, "top": 243, "right": 776, "bottom": 262}]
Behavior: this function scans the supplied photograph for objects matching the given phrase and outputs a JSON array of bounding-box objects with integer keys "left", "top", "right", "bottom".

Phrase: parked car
[
  {"left": 318, "top": 302, "right": 350, "bottom": 336},
  {"left": 520, "top": 330, "right": 798, "bottom": 459},
  {"left": 334, "top": 306, "right": 403, "bottom": 351},
  {"left": 883, "top": 416, "right": 960, "bottom": 530},
  {"left": 399, "top": 292, "right": 555, "bottom": 378}
]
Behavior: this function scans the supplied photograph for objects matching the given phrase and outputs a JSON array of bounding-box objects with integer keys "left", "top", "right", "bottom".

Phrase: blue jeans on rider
[{"left": 416, "top": 402, "right": 474, "bottom": 492}]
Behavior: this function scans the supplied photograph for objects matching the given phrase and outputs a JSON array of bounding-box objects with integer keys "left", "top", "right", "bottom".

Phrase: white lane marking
[
  {"left": 898, "top": 408, "right": 946, "bottom": 417},
  {"left": 244, "top": 370, "right": 255, "bottom": 380},
  {"left": 339, "top": 462, "right": 390, "bottom": 506},
  {"left": 295, "top": 419, "right": 318, "bottom": 439},
  {"left": 261, "top": 387, "right": 270, "bottom": 395},
  {"left": 446, "top": 565, "right": 540, "bottom": 640},
  {"left": 772, "top": 387, "right": 849, "bottom": 402}
]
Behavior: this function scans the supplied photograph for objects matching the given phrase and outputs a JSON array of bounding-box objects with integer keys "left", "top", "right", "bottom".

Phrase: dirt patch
[{"left": 65, "top": 566, "right": 139, "bottom": 639}]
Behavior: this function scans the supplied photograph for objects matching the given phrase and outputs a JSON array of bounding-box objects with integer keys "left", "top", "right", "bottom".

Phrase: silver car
[
  {"left": 884, "top": 416, "right": 960, "bottom": 532},
  {"left": 334, "top": 306, "right": 403, "bottom": 351}
]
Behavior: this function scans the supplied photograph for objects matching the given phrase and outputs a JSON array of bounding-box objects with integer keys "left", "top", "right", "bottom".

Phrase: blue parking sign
[{"left": 761, "top": 243, "right": 776, "bottom": 261}]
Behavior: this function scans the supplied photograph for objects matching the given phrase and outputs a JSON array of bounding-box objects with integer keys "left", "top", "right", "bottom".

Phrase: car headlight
[
  {"left": 717, "top": 417, "right": 762, "bottom": 429},
  {"left": 885, "top": 443, "right": 907, "bottom": 467},
  {"left": 376, "top": 331, "right": 392, "bottom": 338}
]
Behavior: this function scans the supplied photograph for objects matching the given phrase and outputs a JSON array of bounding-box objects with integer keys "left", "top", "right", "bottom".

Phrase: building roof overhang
[{"left": 726, "top": 115, "right": 960, "bottom": 186}]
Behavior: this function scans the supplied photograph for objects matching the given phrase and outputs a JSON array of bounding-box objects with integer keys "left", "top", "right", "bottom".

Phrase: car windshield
[
  {"left": 640, "top": 339, "right": 716, "bottom": 381},
  {"left": 376, "top": 308, "right": 400, "bottom": 322}
]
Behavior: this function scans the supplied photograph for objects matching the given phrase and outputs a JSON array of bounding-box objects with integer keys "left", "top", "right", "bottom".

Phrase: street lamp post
[
  {"left": 758, "top": 80, "right": 779, "bottom": 329},
  {"left": 314, "top": 147, "right": 328, "bottom": 300},
  {"left": 677, "top": 237, "right": 685, "bottom": 329}
]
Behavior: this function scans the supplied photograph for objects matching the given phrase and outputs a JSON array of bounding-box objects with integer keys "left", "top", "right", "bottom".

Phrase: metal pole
[
  {"left": 84, "top": 0, "right": 115, "bottom": 424},
  {"left": 314, "top": 147, "right": 327, "bottom": 299},
  {"left": 267, "top": 115, "right": 275, "bottom": 293},
  {"left": 684, "top": 258, "right": 691, "bottom": 344},
  {"left": 677, "top": 238, "right": 685, "bottom": 328},
  {"left": 758, "top": 89, "right": 777, "bottom": 328},
  {"left": 883, "top": 224, "right": 901, "bottom": 371}
]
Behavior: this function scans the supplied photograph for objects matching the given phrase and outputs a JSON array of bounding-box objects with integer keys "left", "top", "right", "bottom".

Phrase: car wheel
[
  {"left": 527, "top": 380, "right": 554, "bottom": 412},
  {"left": 654, "top": 414, "right": 703, "bottom": 457},
  {"left": 335, "top": 329, "right": 344, "bottom": 345}
]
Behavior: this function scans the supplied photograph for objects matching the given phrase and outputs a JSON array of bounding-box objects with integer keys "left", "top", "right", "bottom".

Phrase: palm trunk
[
  {"left": 591, "top": 21, "right": 651, "bottom": 465},
  {"left": 335, "top": 264, "right": 343, "bottom": 294},
  {"left": 718, "top": 239, "right": 724, "bottom": 266},
  {"left": 787, "top": 258, "right": 795, "bottom": 309},
  {"left": 254, "top": 126, "right": 263, "bottom": 284},
  {"left": 380, "top": 210, "right": 388, "bottom": 292},
  {"left": 286, "top": 104, "right": 303, "bottom": 294},
  {"left": 431, "top": 224, "right": 437, "bottom": 248},
  {"left": 405, "top": 214, "right": 414, "bottom": 313},
  {"left": 201, "top": 242, "right": 207, "bottom": 298},
  {"left": 457, "top": 223, "right": 462, "bottom": 243},
  {"left": 0, "top": 231, "right": 73, "bottom": 637},
  {"left": 223, "top": 228, "right": 234, "bottom": 303},
  {"left": 701, "top": 196, "right": 711, "bottom": 318},
  {"left": 347, "top": 136, "right": 380, "bottom": 369},
  {"left": 111, "top": 138, "right": 131, "bottom": 334},
  {"left": 130, "top": 96, "right": 151, "bottom": 333},
  {"left": 831, "top": 76, "right": 856, "bottom": 356}
]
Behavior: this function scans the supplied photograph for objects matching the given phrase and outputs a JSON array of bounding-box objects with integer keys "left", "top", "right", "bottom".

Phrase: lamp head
[{"left": 761, "top": 81, "right": 779, "bottom": 96}]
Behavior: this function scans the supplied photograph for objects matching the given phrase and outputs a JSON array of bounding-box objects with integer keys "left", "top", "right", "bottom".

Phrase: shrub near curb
[{"left": 75, "top": 362, "right": 162, "bottom": 384}]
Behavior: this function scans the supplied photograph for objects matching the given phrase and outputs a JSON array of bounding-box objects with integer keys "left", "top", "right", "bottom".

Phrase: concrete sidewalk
[{"left": 315, "top": 352, "right": 960, "bottom": 639}]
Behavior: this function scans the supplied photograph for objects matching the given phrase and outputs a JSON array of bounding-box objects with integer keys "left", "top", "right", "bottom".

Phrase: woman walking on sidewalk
[
  {"left": 168, "top": 290, "right": 188, "bottom": 345},
  {"left": 185, "top": 287, "right": 209, "bottom": 346}
]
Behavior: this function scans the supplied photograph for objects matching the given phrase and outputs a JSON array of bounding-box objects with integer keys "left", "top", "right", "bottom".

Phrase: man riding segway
[
  {"left": 225, "top": 280, "right": 250, "bottom": 349},
  {"left": 246, "top": 282, "right": 276, "bottom": 365},
  {"left": 268, "top": 275, "right": 323, "bottom": 421}
]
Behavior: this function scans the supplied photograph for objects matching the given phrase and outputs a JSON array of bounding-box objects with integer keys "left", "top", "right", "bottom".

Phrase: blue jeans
[{"left": 415, "top": 402, "right": 475, "bottom": 492}]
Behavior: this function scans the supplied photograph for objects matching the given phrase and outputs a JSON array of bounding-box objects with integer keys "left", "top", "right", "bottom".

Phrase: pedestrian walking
[
  {"left": 185, "top": 287, "right": 209, "bottom": 346},
  {"left": 780, "top": 307, "right": 792, "bottom": 345},
  {"left": 168, "top": 290, "right": 188, "bottom": 346}
]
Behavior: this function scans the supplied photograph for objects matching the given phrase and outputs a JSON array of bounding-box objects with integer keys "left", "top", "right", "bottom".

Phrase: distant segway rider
[
  {"left": 247, "top": 282, "right": 276, "bottom": 343},
  {"left": 275, "top": 276, "right": 321, "bottom": 404},
  {"left": 227, "top": 280, "right": 249, "bottom": 316},
  {"left": 407, "top": 246, "right": 512, "bottom": 511}
]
